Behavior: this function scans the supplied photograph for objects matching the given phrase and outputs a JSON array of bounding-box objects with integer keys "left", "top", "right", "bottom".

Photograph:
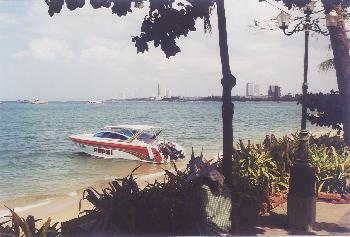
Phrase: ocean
[{"left": 0, "top": 101, "right": 327, "bottom": 213}]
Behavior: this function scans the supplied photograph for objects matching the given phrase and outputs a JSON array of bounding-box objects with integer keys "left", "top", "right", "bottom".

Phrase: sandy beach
[{"left": 0, "top": 162, "right": 189, "bottom": 224}]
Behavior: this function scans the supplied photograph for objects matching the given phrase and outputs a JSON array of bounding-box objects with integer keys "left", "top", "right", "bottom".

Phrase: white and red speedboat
[{"left": 69, "top": 125, "right": 186, "bottom": 163}]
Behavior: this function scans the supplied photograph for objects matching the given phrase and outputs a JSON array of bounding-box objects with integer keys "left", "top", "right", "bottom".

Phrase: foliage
[
  {"left": 321, "top": 0, "right": 350, "bottom": 11},
  {"left": 232, "top": 140, "right": 289, "bottom": 196},
  {"left": 270, "top": 133, "right": 299, "bottom": 172},
  {"left": 318, "top": 39, "right": 350, "bottom": 73},
  {"left": 226, "top": 132, "right": 348, "bottom": 225},
  {"left": 79, "top": 164, "right": 196, "bottom": 236},
  {"left": 309, "top": 132, "right": 346, "bottom": 149},
  {"left": 0, "top": 208, "right": 59, "bottom": 237},
  {"left": 319, "top": 58, "right": 335, "bottom": 72},
  {"left": 227, "top": 140, "right": 290, "bottom": 223},
  {"left": 273, "top": 0, "right": 350, "bottom": 10},
  {"left": 45, "top": 0, "right": 215, "bottom": 58},
  {"left": 310, "top": 145, "right": 350, "bottom": 194},
  {"left": 304, "top": 91, "right": 343, "bottom": 131},
  {"left": 274, "top": 0, "right": 312, "bottom": 9}
]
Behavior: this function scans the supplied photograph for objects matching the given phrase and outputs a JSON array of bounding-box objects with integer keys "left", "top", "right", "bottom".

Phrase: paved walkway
[{"left": 238, "top": 201, "right": 350, "bottom": 235}]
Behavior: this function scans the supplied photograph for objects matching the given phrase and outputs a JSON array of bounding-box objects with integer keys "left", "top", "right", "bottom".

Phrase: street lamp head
[
  {"left": 304, "top": 1, "right": 317, "bottom": 15},
  {"left": 276, "top": 11, "right": 290, "bottom": 30},
  {"left": 326, "top": 10, "right": 339, "bottom": 27}
]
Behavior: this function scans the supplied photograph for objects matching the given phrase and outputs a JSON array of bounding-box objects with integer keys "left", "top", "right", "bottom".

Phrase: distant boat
[
  {"left": 88, "top": 99, "right": 103, "bottom": 104},
  {"left": 0, "top": 100, "right": 3, "bottom": 104},
  {"left": 31, "top": 98, "right": 48, "bottom": 104},
  {"left": 16, "top": 99, "right": 30, "bottom": 103}
]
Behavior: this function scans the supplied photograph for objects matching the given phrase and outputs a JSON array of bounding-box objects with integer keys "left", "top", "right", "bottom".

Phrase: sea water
[{"left": 0, "top": 101, "right": 327, "bottom": 208}]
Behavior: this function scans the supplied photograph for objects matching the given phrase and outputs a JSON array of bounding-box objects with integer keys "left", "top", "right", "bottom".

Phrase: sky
[{"left": 0, "top": 0, "right": 339, "bottom": 101}]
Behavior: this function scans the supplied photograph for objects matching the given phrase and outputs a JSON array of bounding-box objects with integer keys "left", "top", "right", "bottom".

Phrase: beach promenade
[{"left": 241, "top": 201, "right": 350, "bottom": 235}]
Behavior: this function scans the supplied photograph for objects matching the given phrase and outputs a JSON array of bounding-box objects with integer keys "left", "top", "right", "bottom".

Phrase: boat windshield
[
  {"left": 137, "top": 130, "right": 162, "bottom": 144},
  {"left": 114, "top": 128, "right": 136, "bottom": 137},
  {"left": 102, "top": 127, "right": 137, "bottom": 137},
  {"left": 137, "top": 132, "right": 155, "bottom": 144},
  {"left": 93, "top": 131, "right": 129, "bottom": 140}
]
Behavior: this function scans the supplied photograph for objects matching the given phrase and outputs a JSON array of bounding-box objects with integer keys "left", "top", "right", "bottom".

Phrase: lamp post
[{"left": 276, "top": 1, "right": 338, "bottom": 231}]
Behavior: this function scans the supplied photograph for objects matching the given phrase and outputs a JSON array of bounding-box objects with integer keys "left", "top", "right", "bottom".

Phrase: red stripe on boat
[
  {"left": 70, "top": 137, "right": 150, "bottom": 157},
  {"left": 152, "top": 148, "right": 163, "bottom": 163}
]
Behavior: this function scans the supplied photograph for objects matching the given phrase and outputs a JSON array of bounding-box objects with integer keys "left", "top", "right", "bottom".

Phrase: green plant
[
  {"left": 224, "top": 140, "right": 289, "bottom": 225},
  {"left": 79, "top": 164, "right": 196, "bottom": 236},
  {"left": 270, "top": 133, "right": 299, "bottom": 173},
  {"left": 234, "top": 140, "right": 289, "bottom": 195},
  {"left": 0, "top": 208, "right": 59, "bottom": 237},
  {"left": 310, "top": 145, "right": 350, "bottom": 194},
  {"left": 227, "top": 132, "right": 349, "bottom": 224},
  {"left": 80, "top": 166, "right": 141, "bottom": 235}
]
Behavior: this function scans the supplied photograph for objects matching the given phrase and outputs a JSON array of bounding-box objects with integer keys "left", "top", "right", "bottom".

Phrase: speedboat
[
  {"left": 88, "top": 99, "right": 103, "bottom": 104},
  {"left": 31, "top": 98, "right": 48, "bottom": 104},
  {"left": 69, "top": 125, "right": 186, "bottom": 163}
]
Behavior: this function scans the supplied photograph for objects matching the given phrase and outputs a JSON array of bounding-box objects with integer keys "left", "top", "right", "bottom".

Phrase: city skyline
[
  {"left": 0, "top": 0, "right": 337, "bottom": 101},
  {"left": 3, "top": 83, "right": 301, "bottom": 101}
]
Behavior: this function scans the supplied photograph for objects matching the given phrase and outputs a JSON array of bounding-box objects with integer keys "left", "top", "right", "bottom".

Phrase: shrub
[
  {"left": 309, "top": 132, "right": 345, "bottom": 150},
  {"left": 310, "top": 145, "right": 350, "bottom": 194},
  {"left": 227, "top": 140, "right": 289, "bottom": 224},
  {"left": 79, "top": 164, "right": 196, "bottom": 236},
  {"left": 0, "top": 208, "right": 59, "bottom": 237}
]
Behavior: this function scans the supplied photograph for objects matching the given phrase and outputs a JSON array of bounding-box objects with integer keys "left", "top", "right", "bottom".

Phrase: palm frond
[{"left": 319, "top": 58, "right": 335, "bottom": 72}]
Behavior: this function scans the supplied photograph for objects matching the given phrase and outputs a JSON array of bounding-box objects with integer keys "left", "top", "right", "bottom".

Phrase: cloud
[
  {"left": 0, "top": 13, "right": 20, "bottom": 25},
  {"left": 14, "top": 38, "right": 75, "bottom": 61},
  {"left": 0, "top": 0, "right": 339, "bottom": 100}
]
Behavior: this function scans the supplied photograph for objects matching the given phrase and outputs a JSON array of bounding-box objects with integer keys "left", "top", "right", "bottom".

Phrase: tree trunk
[
  {"left": 216, "top": 0, "right": 235, "bottom": 185},
  {"left": 327, "top": 4, "right": 350, "bottom": 146}
]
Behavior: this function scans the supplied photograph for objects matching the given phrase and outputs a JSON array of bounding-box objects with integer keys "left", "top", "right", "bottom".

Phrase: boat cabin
[{"left": 93, "top": 125, "right": 162, "bottom": 144}]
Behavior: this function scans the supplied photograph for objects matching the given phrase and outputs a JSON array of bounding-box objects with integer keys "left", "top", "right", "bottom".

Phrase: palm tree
[{"left": 323, "top": 2, "right": 350, "bottom": 146}]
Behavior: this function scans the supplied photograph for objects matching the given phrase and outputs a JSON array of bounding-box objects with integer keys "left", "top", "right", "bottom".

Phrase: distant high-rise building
[
  {"left": 166, "top": 89, "right": 171, "bottom": 98},
  {"left": 157, "top": 82, "right": 166, "bottom": 98},
  {"left": 268, "top": 85, "right": 281, "bottom": 99},
  {"left": 158, "top": 82, "right": 161, "bottom": 97},
  {"left": 246, "top": 83, "right": 254, "bottom": 96},
  {"left": 246, "top": 83, "right": 260, "bottom": 96},
  {"left": 254, "top": 84, "right": 260, "bottom": 96}
]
